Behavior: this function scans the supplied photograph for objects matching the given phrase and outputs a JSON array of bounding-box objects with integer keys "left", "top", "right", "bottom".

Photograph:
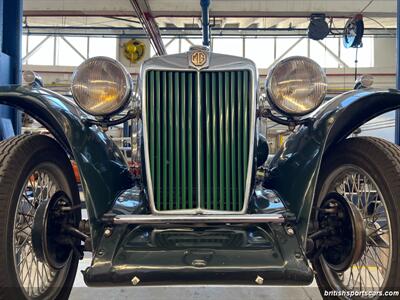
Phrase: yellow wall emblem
[
  {"left": 123, "top": 39, "right": 146, "bottom": 64},
  {"left": 191, "top": 51, "right": 207, "bottom": 67}
]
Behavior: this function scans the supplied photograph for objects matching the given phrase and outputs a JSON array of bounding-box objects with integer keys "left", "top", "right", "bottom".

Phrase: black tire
[
  {"left": 0, "top": 134, "right": 80, "bottom": 300},
  {"left": 312, "top": 137, "right": 400, "bottom": 299}
]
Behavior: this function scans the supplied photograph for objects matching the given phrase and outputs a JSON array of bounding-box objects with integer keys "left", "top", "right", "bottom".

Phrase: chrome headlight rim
[
  {"left": 71, "top": 56, "right": 133, "bottom": 117},
  {"left": 266, "top": 56, "right": 327, "bottom": 117}
]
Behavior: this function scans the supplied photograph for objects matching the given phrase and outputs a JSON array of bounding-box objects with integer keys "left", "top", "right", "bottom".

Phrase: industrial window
[
  {"left": 212, "top": 38, "right": 243, "bottom": 57},
  {"left": 164, "top": 38, "right": 180, "bottom": 54},
  {"left": 22, "top": 34, "right": 28, "bottom": 59},
  {"left": 22, "top": 35, "right": 117, "bottom": 66},
  {"left": 25, "top": 35, "right": 55, "bottom": 66},
  {"left": 181, "top": 38, "right": 203, "bottom": 52},
  {"left": 21, "top": 34, "right": 375, "bottom": 69},
  {"left": 57, "top": 37, "right": 87, "bottom": 66},
  {"left": 276, "top": 37, "right": 307, "bottom": 59},
  {"left": 245, "top": 38, "right": 275, "bottom": 68},
  {"left": 88, "top": 37, "right": 117, "bottom": 59},
  {"left": 310, "top": 38, "right": 340, "bottom": 68},
  {"left": 149, "top": 38, "right": 180, "bottom": 57}
]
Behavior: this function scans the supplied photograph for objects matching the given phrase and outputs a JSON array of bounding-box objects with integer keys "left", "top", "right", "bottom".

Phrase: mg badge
[
  {"left": 191, "top": 51, "right": 206, "bottom": 67},
  {"left": 188, "top": 46, "right": 210, "bottom": 70}
]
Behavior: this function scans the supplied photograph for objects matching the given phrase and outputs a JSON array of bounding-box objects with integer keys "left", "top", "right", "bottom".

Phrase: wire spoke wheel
[
  {"left": 13, "top": 167, "right": 61, "bottom": 297},
  {"left": 321, "top": 166, "right": 391, "bottom": 295},
  {"left": 0, "top": 134, "right": 80, "bottom": 300},
  {"left": 312, "top": 137, "right": 399, "bottom": 300}
]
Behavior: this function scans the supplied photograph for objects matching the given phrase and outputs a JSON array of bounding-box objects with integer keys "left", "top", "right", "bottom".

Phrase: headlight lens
[
  {"left": 71, "top": 56, "right": 132, "bottom": 116},
  {"left": 266, "top": 56, "right": 327, "bottom": 116}
]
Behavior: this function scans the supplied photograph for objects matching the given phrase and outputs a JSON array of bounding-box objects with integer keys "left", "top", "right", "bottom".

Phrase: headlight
[
  {"left": 71, "top": 56, "right": 133, "bottom": 117},
  {"left": 266, "top": 56, "right": 327, "bottom": 116}
]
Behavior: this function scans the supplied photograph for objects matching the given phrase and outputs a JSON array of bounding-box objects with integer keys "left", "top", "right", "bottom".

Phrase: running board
[{"left": 113, "top": 214, "right": 285, "bottom": 224}]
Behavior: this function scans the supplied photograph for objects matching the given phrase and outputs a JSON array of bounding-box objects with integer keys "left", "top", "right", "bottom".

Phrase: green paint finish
[
  {"left": 230, "top": 72, "right": 237, "bottom": 210},
  {"left": 162, "top": 72, "right": 168, "bottom": 209},
  {"left": 146, "top": 70, "right": 251, "bottom": 212},
  {"left": 0, "top": 85, "right": 134, "bottom": 250},
  {"left": 155, "top": 72, "right": 162, "bottom": 209},
  {"left": 243, "top": 71, "right": 249, "bottom": 187},
  {"left": 174, "top": 73, "right": 181, "bottom": 209},
  {"left": 197, "top": 72, "right": 205, "bottom": 209},
  {"left": 237, "top": 72, "right": 243, "bottom": 209},
  {"left": 168, "top": 72, "right": 174, "bottom": 210},
  {"left": 211, "top": 72, "right": 218, "bottom": 210},
  {"left": 147, "top": 71, "right": 197, "bottom": 210},
  {"left": 181, "top": 72, "right": 187, "bottom": 209},
  {"left": 218, "top": 72, "right": 225, "bottom": 210},
  {"left": 187, "top": 73, "right": 194, "bottom": 209},
  {"left": 224, "top": 72, "right": 231, "bottom": 210},
  {"left": 205, "top": 74, "right": 212, "bottom": 209},
  {"left": 148, "top": 72, "right": 155, "bottom": 182}
]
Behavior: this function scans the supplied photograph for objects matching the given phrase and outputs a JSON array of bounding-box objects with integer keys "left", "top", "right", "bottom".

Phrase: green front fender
[
  {"left": 265, "top": 89, "right": 400, "bottom": 247},
  {"left": 0, "top": 85, "right": 134, "bottom": 248}
]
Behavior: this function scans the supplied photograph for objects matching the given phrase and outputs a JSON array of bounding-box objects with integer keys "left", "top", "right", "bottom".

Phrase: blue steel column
[
  {"left": 396, "top": 0, "right": 400, "bottom": 144},
  {"left": 200, "top": 0, "right": 211, "bottom": 47},
  {"left": 0, "top": 0, "right": 23, "bottom": 135}
]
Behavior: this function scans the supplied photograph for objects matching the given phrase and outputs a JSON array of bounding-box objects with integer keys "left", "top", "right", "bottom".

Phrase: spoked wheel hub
[
  {"left": 317, "top": 192, "right": 367, "bottom": 272},
  {"left": 31, "top": 191, "right": 76, "bottom": 269}
]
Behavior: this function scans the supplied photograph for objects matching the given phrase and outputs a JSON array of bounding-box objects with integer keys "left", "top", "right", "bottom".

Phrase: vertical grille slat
[
  {"left": 162, "top": 72, "right": 168, "bottom": 210},
  {"left": 243, "top": 71, "right": 249, "bottom": 195},
  {"left": 168, "top": 72, "right": 174, "bottom": 210},
  {"left": 187, "top": 73, "right": 194, "bottom": 209},
  {"left": 198, "top": 71, "right": 204, "bottom": 209},
  {"left": 230, "top": 72, "right": 237, "bottom": 211},
  {"left": 174, "top": 73, "right": 181, "bottom": 209},
  {"left": 205, "top": 73, "right": 211, "bottom": 209},
  {"left": 224, "top": 72, "right": 231, "bottom": 211},
  {"left": 237, "top": 71, "right": 243, "bottom": 210},
  {"left": 155, "top": 72, "right": 161, "bottom": 209},
  {"left": 146, "top": 70, "right": 251, "bottom": 212},
  {"left": 181, "top": 73, "right": 187, "bottom": 209},
  {"left": 148, "top": 72, "right": 155, "bottom": 184},
  {"left": 218, "top": 72, "right": 225, "bottom": 210},
  {"left": 211, "top": 72, "right": 218, "bottom": 210}
]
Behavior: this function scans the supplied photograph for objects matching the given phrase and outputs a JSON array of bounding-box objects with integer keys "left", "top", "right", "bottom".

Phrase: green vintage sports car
[{"left": 0, "top": 1, "right": 399, "bottom": 299}]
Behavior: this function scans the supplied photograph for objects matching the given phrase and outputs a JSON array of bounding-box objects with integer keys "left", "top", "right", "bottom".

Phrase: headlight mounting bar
[
  {"left": 82, "top": 107, "right": 141, "bottom": 130},
  {"left": 257, "top": 107, "right": 315, "bottom": 129}
]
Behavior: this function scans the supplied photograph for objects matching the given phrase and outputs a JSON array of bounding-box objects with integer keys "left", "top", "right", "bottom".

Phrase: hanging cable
[{"left": 354, "top": 47, "right": 359, "bottom": 81}]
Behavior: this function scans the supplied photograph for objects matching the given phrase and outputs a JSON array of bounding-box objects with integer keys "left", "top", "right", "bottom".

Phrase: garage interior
[
  {"left": 0, "top": 0, "right": 399, "bottom": 299},
  {"left": 9, "top": 0, "right": 400, "bottom": 149}
]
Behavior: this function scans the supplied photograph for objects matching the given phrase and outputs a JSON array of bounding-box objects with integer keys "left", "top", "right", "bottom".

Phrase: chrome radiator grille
[{"left": 145, "top": 70, "right": 252, "bottom": 212}]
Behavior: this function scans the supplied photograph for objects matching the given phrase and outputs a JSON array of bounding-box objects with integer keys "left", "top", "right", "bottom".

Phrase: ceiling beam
[
  {"left": 23, "top": 26, "right": 396, "bottom": 38},
  {"left": 267, "top": 17, "right": 309, "bottom": 29},
  {"left": 239, "top": 17, "right": 261, "bottom": 28},
  {"left": 23, "top": 0, "right": 397, "bottom": 18}
]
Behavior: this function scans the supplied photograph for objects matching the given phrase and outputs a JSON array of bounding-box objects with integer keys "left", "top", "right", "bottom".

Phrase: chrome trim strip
[
  {"left": 197, "top": 71, "right": 202, "bottom": 209},
  {"left": 140, "top": 52, "right": 258, "bottom": 215},
  {"left": 113, "top": 213, "right": 285, "bottom": 224}
]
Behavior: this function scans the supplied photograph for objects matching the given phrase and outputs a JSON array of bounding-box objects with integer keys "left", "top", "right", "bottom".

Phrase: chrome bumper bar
[{"left": 113, "top": 214, "right": 285, "bottom": 224}]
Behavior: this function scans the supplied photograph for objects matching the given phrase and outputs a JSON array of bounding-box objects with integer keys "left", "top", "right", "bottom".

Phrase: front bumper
[{"left": 83, "top": 223, "right": 313, "bottom": 286}]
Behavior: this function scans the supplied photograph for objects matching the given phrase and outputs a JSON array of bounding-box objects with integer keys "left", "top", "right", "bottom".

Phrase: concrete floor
[{"left": 70, "top": 258, "right": 323, "bottom": 300}]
